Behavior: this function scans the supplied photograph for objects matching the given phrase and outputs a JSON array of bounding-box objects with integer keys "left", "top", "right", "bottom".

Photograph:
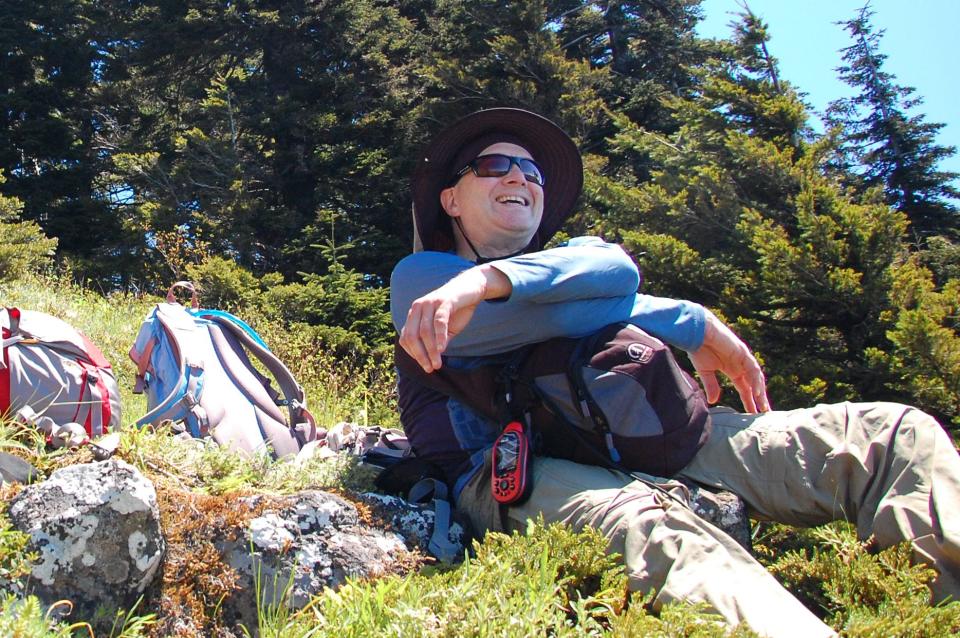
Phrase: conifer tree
[
  {"left": 0, "top": 0, "right": 128, "bottom": 283},
  {"left": 825, "top": 3, "right": 958, "bottom": 239},
  {"left": 414, "top": 0, "right": 607, "bottom": 140},
  {"left": 548, "top": 0, "right": 707, "bottom": 147},
  {"left": 0, "top": 171, "right": 57, "bottom": 280},
  {"left": 583, "top": 10, "right": 918, "bottom": 413},
  {"left": 95, "top": 0, "right": 423, "bottom": 287}
]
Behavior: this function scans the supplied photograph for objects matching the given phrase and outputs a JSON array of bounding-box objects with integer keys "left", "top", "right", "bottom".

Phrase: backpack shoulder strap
[
  {"left": 407, "top": 478, "right": 460, "bottom": 563},
  {"left": 198, "top": 311, "right": 317, "bottom": 442},
  {"left": 189, "top": 308, "right": 269, "bottom": 349}
]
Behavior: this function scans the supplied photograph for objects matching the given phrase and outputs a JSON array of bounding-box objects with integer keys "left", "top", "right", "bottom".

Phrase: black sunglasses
[{"left": 451, "top": 154, "right": 545, "bottom": 187}]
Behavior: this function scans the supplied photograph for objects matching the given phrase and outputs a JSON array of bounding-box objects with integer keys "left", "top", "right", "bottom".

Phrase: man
[{"left": 390, "top": 108, "right": 960, "bottom": 637}]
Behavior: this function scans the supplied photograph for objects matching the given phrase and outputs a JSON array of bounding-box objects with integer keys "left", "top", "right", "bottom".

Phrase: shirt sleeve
[
  {"left": 390, "top": 242, "right": 707, "bottom": 357},
  {"left": 390, "top": 251, "right": 478, "bottom": 329},
  {"left": 487, "top": 236, "right": 641, "bottom": 303}
]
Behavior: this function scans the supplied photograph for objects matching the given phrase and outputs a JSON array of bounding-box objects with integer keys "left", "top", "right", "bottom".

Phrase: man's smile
[{"left": 495, "top": 194, "right": 530, "bottom": 206}]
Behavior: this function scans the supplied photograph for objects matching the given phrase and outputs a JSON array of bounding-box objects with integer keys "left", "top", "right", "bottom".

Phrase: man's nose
[{"left": 502, "top": 163, "right": 528, "bottom": 184}]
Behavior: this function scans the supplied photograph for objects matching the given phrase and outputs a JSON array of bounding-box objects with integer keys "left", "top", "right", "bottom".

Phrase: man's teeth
[{"left": 496, "top": 195, "right": 528, "bottom": 205}]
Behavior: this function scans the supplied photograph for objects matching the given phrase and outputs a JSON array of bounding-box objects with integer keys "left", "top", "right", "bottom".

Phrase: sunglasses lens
[
  {"left": 517, "top": 159, "right": 544, "bottom": 186},
  {"left": 472, "top": 155, "right": 544, "bottom": 185},
  {"left": 472, "top": 155, "right": 512, "bottom": 177}
]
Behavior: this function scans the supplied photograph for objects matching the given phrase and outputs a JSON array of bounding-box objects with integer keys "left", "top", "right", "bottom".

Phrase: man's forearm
[
  {"left": 489, "top": 238, "right": 640, "bottom": 303},
  {"left": 390, "top": 240, "right": 639, "bottom": 331},
  {"left": 438, "top": 293, "right": 705, "bottom": 357},
  {"left": 391, "top": 241, "right": 705, "bottom": 360}
]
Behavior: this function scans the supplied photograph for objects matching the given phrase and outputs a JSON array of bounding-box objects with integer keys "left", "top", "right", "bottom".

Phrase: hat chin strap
[{"left": 453, "top": 218, "right": 527, "bottom": 264}]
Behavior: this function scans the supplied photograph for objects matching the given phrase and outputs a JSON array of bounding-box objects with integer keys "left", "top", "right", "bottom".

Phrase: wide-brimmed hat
[{"left": 411, "top": 108, "right": 583, "bottom": 252}]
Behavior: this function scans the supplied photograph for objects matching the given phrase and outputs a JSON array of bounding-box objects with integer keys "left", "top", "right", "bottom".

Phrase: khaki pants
[{"left": 457, "top": 402, "right": 960, "bottom": 638}]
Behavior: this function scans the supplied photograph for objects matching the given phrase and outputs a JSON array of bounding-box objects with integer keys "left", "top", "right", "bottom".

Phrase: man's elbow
[{"left": 610, "top": 246, "right": 641, "bottom": 292}]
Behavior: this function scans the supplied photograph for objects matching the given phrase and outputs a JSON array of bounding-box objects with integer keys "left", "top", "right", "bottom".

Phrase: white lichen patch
[
  {"left": 372, "top": 531, "right": 406, "bottom": 554},
  {"left": 396, "top": 509, "right": 432, "bottom": 539},
  {"left": 296, "top": 541, "right": 330, "bottom": 571},
  {"left": 717, "top": 504, "right": 743, "bottom": 529},
  {"left": 30, "top": 513, "right": 100, "bottom": 586},
  {"left": 110, "top": 481, "right": 156, "bottom": 515},
  {"left": 294, "top": 499, "right": 342, "bottom": 531},
  {"left": 33, "top": 461, "right": 155, "bottom": 515},
  {"left": 362, "top": 492, "right": 404, "bottom": 508},
  {"left": 250, "top": 513, "right": 296, "bottom": 551},
  {"left": 129, "top": 529, "right": 163, "bottom": 592},
  {"left": 128, "top": 530, "right": 161, "bottom": 573}
]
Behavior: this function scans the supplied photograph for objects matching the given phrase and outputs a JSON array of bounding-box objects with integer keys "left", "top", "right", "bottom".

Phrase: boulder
[
  {"left": 8, "top": 459, "right": 164, "bottom": 623},
  {"left": 217, "top": 490, "right": 422, "bottom": 631}
]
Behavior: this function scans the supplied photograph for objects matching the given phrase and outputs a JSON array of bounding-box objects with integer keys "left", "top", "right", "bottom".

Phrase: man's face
[{"left": 440, "top": 142, "right": 544, "bottom": 258}]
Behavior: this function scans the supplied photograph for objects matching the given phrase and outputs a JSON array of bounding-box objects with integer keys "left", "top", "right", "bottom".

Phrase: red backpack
[{"left": 1, "top": 307, "right": 121, "bottom": 438}]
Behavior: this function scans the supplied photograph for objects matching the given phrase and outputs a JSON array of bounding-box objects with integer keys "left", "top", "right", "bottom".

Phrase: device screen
[{"left": 494, "top": 431, "right": 520, "bottom": 475}]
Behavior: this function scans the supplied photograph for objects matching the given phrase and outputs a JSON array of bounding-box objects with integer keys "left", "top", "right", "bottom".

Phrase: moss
[{"left": 148, "top": 488, "right": 274, "bottom": 637}]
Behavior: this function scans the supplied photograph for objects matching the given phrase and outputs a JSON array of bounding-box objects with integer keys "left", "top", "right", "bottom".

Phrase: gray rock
[
  {"left": 8, "top": 459, "right": 164, "bottom": 623},
  {"left": 687, "top": 483, "right": 751, "bottom": 550},
  {"left": 361, "top": 491, "right": 468, "bottom": 560},
  {"left": 0, "top": 451, "right": 39, "bottom": 484},
  {"left": 218, "top": 490, "right": 416, "bottom": 632}
]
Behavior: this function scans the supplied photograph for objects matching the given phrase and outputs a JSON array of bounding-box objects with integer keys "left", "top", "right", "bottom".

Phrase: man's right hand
[{"left": 398, "top": 265, "right": 512, "bottom": 373}]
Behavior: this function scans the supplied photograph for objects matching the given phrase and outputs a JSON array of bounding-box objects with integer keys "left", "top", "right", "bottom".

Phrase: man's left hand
[{"left": 688, "top": 311, "right": 771, "bottom": 414}]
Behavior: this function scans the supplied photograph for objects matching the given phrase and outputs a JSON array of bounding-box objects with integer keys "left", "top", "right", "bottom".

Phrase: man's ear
[{"left": 440, "top": 187, "right": 460, "bottom": 218}]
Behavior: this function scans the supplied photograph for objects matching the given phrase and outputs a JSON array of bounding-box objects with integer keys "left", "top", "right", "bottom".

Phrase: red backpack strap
[
  {"left": 0, "top": 308, "right": 19, "bottom": 411},
  {"left": 7, "top": 307, "right": 21, "bottom": 335},
  {"left": 0, "top": 336, "right": 9, "bottom": 412}
]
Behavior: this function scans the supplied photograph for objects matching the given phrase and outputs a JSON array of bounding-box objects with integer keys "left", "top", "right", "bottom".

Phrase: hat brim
[{"left": 411, "top": 108, "right": 583, "bottom": 253}]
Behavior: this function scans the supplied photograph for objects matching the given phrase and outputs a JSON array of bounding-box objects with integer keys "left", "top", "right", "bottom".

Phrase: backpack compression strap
[
  {"left": 132, "top": 304, "right": 209, "bottom": 435},
  {"left": 0, "top": 308, "right": 26, "bottom": 412},
  {"left": 407, "top": 478, "right": 460, "bottom": 563}
]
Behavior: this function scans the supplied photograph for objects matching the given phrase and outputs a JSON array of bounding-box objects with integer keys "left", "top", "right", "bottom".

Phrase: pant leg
[
  {"left": 458, "top": 454, "right": 834, "bottom": 638},
  {"left": 679, "top": 402, "right": 960, "bottom": 603}
]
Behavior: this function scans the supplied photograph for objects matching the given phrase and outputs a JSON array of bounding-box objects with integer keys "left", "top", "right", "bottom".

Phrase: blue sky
[{"left": 696, "top": 0, "right": 960, "bottom": 181}]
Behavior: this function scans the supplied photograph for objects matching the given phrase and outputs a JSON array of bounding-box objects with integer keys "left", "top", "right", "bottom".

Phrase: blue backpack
[{"left": 129, "top": 282, "right": 318, "bottom": 457}]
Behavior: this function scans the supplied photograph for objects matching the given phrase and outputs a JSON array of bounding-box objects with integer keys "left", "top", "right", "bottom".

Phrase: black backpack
[{"left": 396, "top": 322, "right": 711, "bottom": 479}]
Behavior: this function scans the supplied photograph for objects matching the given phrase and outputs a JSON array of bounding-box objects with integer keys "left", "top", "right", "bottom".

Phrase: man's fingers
[
  {"left": 699, "top": 372, "right": 721, "bottom": 404},
  {"left": 415, "top": 302, "right": 446, "bottom": 371},
  {"left": 431, "top": 305, "right": 451, "bottom": 369},
  {"left": 399, "top": 325, "right": 435, "bottom": 373},
  {"left": 753, "top": 382, "right": 771, "bottom": 413},
  {"left": 401, "top": 304, "right": 437, "bottom": 373},
  {"left": 744, "top": 355, "right": 771, "bottom": 412},
  {"left": 734, "top": 379, "right": 758, "bottom": 414}
]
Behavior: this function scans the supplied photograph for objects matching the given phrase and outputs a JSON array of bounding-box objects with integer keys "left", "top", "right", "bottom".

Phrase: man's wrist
[
  {"left": 442, "top": 265, "right": 512, "bottom": 306},
  {"left": 702, "top": 310, "right": 719, "bottom": 346},
  {"left": 476, "top": 264, "right": 512, "bottom": 301}
]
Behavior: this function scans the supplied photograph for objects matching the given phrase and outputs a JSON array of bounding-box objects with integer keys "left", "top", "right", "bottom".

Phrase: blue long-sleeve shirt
[{"left": 389, "top": 237, "right": 708, "bottom": 494}]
